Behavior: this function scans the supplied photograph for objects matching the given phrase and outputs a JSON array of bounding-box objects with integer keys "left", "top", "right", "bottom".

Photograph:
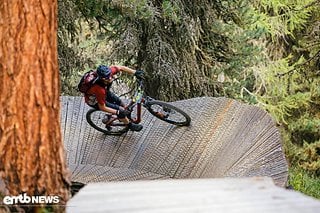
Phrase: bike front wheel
[
  {"left": 86, "top": 109, "right": 129, "bottom": 135},
  {"left": 146, "top": 100, "right": 191, "bottom": 126}
]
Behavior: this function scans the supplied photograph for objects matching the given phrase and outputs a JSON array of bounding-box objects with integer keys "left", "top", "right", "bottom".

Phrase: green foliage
[
  {"left": 254, "top": 56, "right": 313, "bottom": 124},
  {"left": 289, "top": 115, "right": 320, "bottom": 144},
  {"left": 162, "top": 1, "right": 181, "bottom": 24},
  {"left": 250, "top": 0, "right": 315, "bottom": 38},
  {"left": 129, "top": 0, "right": 155, "bottom": 20},
  {"left": 255, "top": 53, "right": 320, "bottom": 182},
  {"left": 297, "top": 141, "right": 320, "bottom": 173},
  {"left": 289, "top": 166, "right": 320, "bottom": 199},
  {"left": 248, "top": 1, "right": 320, "bottom": 195}
]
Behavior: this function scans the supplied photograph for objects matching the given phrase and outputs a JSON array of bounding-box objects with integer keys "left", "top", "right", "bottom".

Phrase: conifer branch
[
  {"left": 293, "top": 0, "right": 320, "bottom": 11},
  {"left": 276, "top": 49, "right": 320, "bottom": 77}
]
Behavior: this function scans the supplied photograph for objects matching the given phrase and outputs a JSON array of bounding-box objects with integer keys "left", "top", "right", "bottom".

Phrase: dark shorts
[
  {"left": 105, "top": 91, "right": 122, "bottom": 109},
  {"left": 91, "top": 91, "right": 125, "bottom": 118}
]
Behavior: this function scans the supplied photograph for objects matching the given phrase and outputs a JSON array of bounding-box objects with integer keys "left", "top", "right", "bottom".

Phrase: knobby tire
[
  {"left": 86, "top": 108, "right": 128, "bottom": 135},
  {"left": 146, "top": 100, "right": 191, "bottom": 126}
]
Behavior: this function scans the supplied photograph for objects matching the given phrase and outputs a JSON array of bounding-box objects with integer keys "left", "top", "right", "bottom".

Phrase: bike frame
[
  {"left": 126, "top": 99, "right": 143, "bottom": 124},
  {"left": 106, "top": 80, "right": 146, "bottom": 126}
]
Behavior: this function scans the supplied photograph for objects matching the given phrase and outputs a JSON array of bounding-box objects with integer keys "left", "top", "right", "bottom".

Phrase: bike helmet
[{"left": 97, "top": 65, "right": 112, "bottom": 79}]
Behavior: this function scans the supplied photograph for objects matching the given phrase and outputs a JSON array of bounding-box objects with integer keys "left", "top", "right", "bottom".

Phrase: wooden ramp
[
  {"left": 61, "top": 96, "right": 288, "bottom": 186},
  {"left": 67, "top": 177, "right": 320, "bottom": 213}
]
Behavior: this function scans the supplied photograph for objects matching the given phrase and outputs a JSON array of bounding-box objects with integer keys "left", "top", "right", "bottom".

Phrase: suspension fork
[
  {"left": 134, "top": 102, "right": 142, "bottom": 124},
  {"left": 127, "top": 99, "right": 143, "bottom": 124}
]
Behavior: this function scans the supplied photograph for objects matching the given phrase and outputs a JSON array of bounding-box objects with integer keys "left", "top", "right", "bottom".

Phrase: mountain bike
[{"left": 86, "top": 78, "right": 191, "bottom": 135}]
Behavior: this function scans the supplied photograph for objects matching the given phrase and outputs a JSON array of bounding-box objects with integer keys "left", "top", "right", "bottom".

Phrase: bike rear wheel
[
  {"left": 86, "top": 109, "right": 129, "bottom": 135},
  {"left": 146, "top": 100, "right": 191, "bottom": 126}
]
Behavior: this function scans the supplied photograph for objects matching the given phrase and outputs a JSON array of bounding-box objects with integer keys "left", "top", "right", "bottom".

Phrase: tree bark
[{"left": 0, "top": 0, "right": 71, "bottom": 208}]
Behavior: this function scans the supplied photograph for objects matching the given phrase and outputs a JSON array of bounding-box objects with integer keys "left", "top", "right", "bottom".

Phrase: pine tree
[{"left": 0, "top": 1, "right": 71, "bottom": 211}]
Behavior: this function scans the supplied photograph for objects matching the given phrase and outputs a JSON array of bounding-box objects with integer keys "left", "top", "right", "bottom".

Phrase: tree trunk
[{"left": 0, "top": 0, "right": 71, "bottom": 209}]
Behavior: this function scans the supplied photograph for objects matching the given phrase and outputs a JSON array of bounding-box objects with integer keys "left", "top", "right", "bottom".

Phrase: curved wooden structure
[{"left": 61, "top": 96, "right": 288, "bottom": 187}]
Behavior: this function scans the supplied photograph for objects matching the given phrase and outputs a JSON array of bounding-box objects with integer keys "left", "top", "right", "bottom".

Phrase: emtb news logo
[{"left": 3, "top": 193, "right": 60, "bottom": 205}]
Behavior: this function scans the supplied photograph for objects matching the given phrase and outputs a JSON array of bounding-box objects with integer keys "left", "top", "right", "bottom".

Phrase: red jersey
[{"left": 84, "top": 66, "right": 120, "bottom": 106}]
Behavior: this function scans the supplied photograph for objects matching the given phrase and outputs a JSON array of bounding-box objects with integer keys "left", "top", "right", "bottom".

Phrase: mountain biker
[{"left": 84, "top": 65, "right": 144, "bottom": 132}]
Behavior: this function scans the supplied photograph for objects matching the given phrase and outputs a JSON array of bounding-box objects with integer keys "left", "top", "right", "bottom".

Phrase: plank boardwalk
[
  {"left": 63, "top": 96, "right": 320, "bottom": 212},
  {"left": 61, "top": 96, "right": 288, "bottom": 186},
  {"left": 67, "top": 177, "right": 320, "bottom": 213}
]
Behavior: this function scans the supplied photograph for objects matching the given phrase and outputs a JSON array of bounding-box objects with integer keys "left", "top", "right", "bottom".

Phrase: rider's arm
[
  {"left": 98, "top": 103, "right": 118, "bottom": 114},
  {"left": 111, "top": 65, "right": 136, "bottom": 75},
  {"left": 93, "top": 86, "right": 118, "bottom": 114}
]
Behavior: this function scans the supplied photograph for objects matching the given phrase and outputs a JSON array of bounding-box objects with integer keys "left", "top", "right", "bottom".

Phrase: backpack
[{"left": 77, "top": 70, "right": 98, "bottom": 93}]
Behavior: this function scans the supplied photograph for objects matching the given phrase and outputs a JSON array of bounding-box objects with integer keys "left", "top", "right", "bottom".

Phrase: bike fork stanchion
[{"left": 133, "top": 103, "right": 142, "bottom": 124}]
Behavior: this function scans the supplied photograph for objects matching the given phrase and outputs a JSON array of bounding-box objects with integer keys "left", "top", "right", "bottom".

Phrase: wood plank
[
  {"left": 61, "top": 96, "right": 288, "bottom": 186},
  {"left": 67, "top": 177, "right": 320, "bottom": 213}
]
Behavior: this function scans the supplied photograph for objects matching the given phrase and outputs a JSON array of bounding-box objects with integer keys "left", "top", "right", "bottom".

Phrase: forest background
[{"left": 58, "top": 0, "right": 320, "bottom": 199}]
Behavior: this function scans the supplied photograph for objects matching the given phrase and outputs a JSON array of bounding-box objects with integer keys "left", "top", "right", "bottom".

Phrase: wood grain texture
[
  {"left": 62, "top": 96, "right": 288, "bottom": 187},
  {"left": 67, "top": 177, "right": 320, "bottom": 213}
]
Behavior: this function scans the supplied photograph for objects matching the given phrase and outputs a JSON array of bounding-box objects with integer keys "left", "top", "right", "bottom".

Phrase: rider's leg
[
  {"left": 118, "top": 117, "right": 129, "bottom": 124},
  {"left": 106, "top": 91, "right": 126, "bottom": 107},
  {"left": 105, "top": 96, "right": 143, "bottom": 131},
  {"left": 118, "top": 115, "right": 142, "bottom": 132}
]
